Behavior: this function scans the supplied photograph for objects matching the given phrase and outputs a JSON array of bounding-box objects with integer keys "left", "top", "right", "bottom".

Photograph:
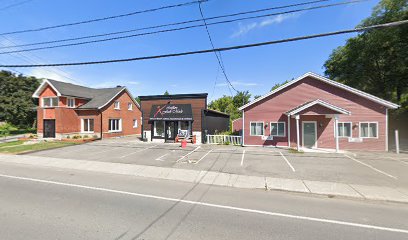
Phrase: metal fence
[{"left": 206, "top": 135, "right": 242, "bottom": 145}]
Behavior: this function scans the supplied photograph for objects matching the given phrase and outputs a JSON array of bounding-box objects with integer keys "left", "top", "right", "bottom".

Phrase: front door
[
  {"left": 165, "top": 121, "right": 177, "bottom": 142},
  {"left": 302, "top": 121, "right": 317, "bottom": 148},
  {"left": 43, "top": 119, "right": 56, "bottom": 138}
]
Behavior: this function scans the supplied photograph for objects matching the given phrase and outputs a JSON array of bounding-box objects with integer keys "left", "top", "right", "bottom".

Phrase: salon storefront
[{"left": 139, "top": 93, "right": 230, "bottom": 144}]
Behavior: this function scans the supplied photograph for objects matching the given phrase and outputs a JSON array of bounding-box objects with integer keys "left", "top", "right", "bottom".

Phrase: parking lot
[{"left": 29, "top": 137, "right": 408, "bottom": 190}]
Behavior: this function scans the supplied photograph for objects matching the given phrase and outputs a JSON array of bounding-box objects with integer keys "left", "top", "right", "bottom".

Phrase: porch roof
[{"left": 285, "top": 99, "right": 351, "bottom": 116}]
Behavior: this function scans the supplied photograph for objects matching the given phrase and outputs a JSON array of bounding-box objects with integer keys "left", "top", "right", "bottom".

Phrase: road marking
[
  {"left": 119, "top": 145, "right": 157, "bottom": 159},
  {"left": 344, "top": 155, "right": 397, "bottom": 180},
  {"left": 279, "top": 152, "right": 295, "bottom": 172},
  {"left": 241, "top": 150, "right": 245, "bottom": 166},
  {"left": 195, "top": 149, "right": 213, "bottom": 164},
  {"left": 0, "top": 173, "right": 407, "bottom": 235},
  {"left": 177, "top": 146, "right": 201, "bottom": 162},
  {"left": 155, "top": 153, "right": 169, "bottom": 161}
]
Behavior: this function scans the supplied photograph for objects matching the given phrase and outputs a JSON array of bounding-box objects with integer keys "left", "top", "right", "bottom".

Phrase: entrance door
[
  {"left": 165, "top": 121, "right": 177, "bottom": 142},
  {"left": 43, "top": 119, "right": 56, "bottom": 138},
  {"left": 302, "top": 121, "right": 317, "bottom": 148}
]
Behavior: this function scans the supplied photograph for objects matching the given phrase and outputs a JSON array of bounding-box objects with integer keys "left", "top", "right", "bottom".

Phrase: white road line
[
  {"left": 344, "top": 155, "right": 397, "bottom": 180},
  {"left": 119, "top": 145, "right": 157, "bottom": 159},
  {"left": 241, "top": 150, "right": 245, "bottom": 166},
  {"left": 155, "top": 153, "right": 169, "bottom": 161},
  {"left": 0, "top": 173, "right": 407, "bottom": 235},
  {"left": 177, "top": 146, "right": 201, "bottom": 162},
  {"left": 195, "top": 149, "right": 213, "bottom": 164},
  {"left": 279, "top": 152, "right": 295, "bottom": 172}
]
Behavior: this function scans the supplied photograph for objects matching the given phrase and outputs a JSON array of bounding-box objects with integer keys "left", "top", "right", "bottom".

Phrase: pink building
[{"left": 238, "top": 72, "right": 399, "bottom": 152}]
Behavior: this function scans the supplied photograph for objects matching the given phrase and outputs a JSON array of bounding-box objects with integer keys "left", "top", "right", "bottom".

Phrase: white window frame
[
  {"left": 128, "top": 102, "right": 133, "bottom": 111},
  {"left": 250, "top": 121, "right": 264, "bottom": 136},
  {"left": 67, "top": 97, "right": 75, "bottom": 108},
  {"left": 153, "top": 121, "right": 165, "bottom": 137},
  {"left": 335, "top": 122, "right": 352, "bottom": 138},
  {"left": 270, "top": 122, "right": 286, "bottom": 137},
  {"left": 42, "top": 97, "right": 58, "bottom": 107},
  {"left": 81, "top": 118, "right": 94, "bottom": 133},
  {"left": 108, "top": 119, "right": 122, "bottom": 132},
  {"left": 359, "top": 122, "right": 378, "bottom": 139},
  {"left": 114, "top": 101, "right": 120, "bottom": 110},
  {"left": 133, "top": 119, "right": 138, "bottom": 128}
]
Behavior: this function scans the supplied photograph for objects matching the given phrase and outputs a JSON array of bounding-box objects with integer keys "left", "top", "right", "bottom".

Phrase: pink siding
[
  {"left": 243, "top": 76, "right": 387, "bottom": 151},
  {"left": 232, "top": 118, "right": 243, "bottom": 133}
]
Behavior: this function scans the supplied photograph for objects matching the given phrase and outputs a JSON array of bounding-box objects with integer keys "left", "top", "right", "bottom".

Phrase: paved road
[{"left": 0, "top": 162, "right": 407, "bottom": 240}]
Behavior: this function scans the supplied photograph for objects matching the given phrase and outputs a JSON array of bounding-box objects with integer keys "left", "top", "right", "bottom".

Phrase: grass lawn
[{"left": 0, "top": 141, "right": 79, "bottom": 154}]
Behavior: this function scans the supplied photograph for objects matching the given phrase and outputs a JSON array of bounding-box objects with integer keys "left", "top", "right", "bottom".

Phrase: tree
[
  {"left": 253, "top": 95, "right": 262, "bottom": 100},
  {"left": 163, "top": 90, "right": 170, "bottom": 95},
  {"left": 324, "top": 0, "right": 408, "bottom": 112},
  {"left": 271, "top": 80, "right": 290, "bottom": 91},
  {"left": 208, "top": 91, "right": 251, "bottom": 120},
  {"left": 0, "top": 71, "right": 40, "bottom": 128}
]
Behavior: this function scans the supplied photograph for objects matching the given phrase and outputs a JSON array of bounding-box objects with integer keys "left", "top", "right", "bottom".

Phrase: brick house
[
  {"left": 32, "top": 79, "right": 142, "bottom": 139},
  {"left": 238, "top": 72, "right": 399, "bottom": 152}
]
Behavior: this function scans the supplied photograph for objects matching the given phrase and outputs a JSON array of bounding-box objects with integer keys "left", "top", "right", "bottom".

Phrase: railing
[{"left": 206, "top": 135, "right": 242, "bottom": 145}]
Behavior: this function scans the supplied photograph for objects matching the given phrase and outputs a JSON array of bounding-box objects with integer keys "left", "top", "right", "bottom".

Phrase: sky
[{"left": 0, "top": 0, "right": 380, "bottom": 101}]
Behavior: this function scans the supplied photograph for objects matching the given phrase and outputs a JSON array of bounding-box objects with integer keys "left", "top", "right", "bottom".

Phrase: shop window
[
  {"left": 154, "top": 121, "right": 165, "bottom": 137},
  {"left": 270, "top": 122, "right": 285, "bottom": 137},
  {"left": 250, "top": 122, "right": 264, "bottom": 136}
]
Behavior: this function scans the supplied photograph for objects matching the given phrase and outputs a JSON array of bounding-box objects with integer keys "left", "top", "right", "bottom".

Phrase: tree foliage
[
  {"left": 208, "top": 91, "right": 251, "bottom": 120},
  {"left": 0, "top": 71, "right": 40, "bottom": 128},
  {"left": 324, "top": 0, "right": 408, "bottom": 112}
]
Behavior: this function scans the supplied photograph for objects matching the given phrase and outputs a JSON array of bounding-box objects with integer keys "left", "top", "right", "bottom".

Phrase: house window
[
  {"left": 270, "top": 122, "right": 285, "bottom": 137},
  {"left": 128, "top": 103, "right": 133, "bottom": 110},
  {"left": 42, "top": 97, "right": 58, "bottom": 107},
  {"left": 114, "top": 101, "right": 120, "bottom": 110},
  {"left": 153, "top": 121, "right": 165, "bottom": 137},
  {"left": 337, "top": 122, "right": 352, "bottom": 138},
  {"left": 360, "top": 122, "right": 378, "bottom": 138},
  {"left": 67, "top": 98, "right": 75, "bottom": 108},
  {"left": 109, "top": 119, "right": 121, "bottom": 132},
  {"left": 250, "top": 122, "right": 264, "bottom": 136},
  {"left": 133, "top": 119, "right": 138, "bottom": 128},
  {"left": 82, "top": 119, "right": 94, "bottom": 133}
]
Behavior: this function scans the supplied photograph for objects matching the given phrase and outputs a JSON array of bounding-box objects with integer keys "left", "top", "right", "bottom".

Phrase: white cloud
[
  {"left": 231, "top": 13, "right": 300, "bottom": 38},
  {"left": 216, "top": 81, "right": 260, "bottom": 87}
]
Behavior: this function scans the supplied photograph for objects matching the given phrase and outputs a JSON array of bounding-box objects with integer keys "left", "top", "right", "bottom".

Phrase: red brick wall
[{"left": 243, "top": 76, "right": 388, "bottom": 151}]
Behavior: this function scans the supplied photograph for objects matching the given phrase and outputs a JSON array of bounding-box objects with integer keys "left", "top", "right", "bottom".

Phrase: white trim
[
  {"left": 81, "top": 118, "right": 95, "bottom": 133},
  {"left": 334, "top": 122, "right": 352, "bottom": 138},
  {"left": 114, "top": 101, "right": 120, "bottom": 110},
  {"left": 270, "top": 121, "right": 286, "bottom": 137},
  {"left": 239, "top": 72, "right": 399, "bottom": 110},
  {"left": 249, "top": 121, "right": 264, "bottom": 136},
  {"left": 41, "top": 96, "right": 59, "bottom": 107},
  {"left": 302, "top": 121, "right": 317, "bottom": 148},
  {"left": 359, "top": 122, "right": 379, "bottom": 139},
  {"left": 287, "top": 115, "right": 291, "bottom": 147},
  {"left": 242, "top": 110, "right": 245, "bottom": 146},
  {"left": 108, "top": 119, "right": 122, "bottom": 132},
  {"left": 385, "top": 109, "right": 388, "bottom": 151},
  {"left": 286, "top": 99, "right": 351, "bottom": 116},
  {"left": 133, "top": 119, "right": 138, "bottom": 128},
  {"left": 32, "top": 79, "right": 62, "bottom": 98},
  {"left": 128, "top": 102, "right": 133, "bottom": 111},
  {"left": 67, "top": 97, "right": 75, "bottom": 108}
]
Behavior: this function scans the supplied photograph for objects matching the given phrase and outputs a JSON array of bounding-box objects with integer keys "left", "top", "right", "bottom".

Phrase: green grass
[
  {"left": 288, "top": 148, "right": 304, "bottom": 154},
  {"left": 0, "top": 141, "right": 78, "bottom": 154}
]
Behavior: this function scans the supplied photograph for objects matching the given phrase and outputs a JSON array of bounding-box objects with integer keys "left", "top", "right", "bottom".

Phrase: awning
[{"left": 149, "top": 104, "right": 193, "bottom": 121}]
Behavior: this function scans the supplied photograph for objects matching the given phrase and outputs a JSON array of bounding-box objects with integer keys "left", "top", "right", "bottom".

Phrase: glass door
[
  {"left": 302, "top": 121, "right": 317, "bottom": 148},
  {"left": 165, "top": 121, "right": 177, "bottom": 141}
]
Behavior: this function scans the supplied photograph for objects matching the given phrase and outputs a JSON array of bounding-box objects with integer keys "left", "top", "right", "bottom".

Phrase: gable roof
[
  {"left": 32, "top": 79, "right": 140, "bottom": 110},
  {"left": 285, "top": 99, "right": 351, "bottom": 116},
  {"left": 239, "top": 72, "right": 399, "bottom": 110}
]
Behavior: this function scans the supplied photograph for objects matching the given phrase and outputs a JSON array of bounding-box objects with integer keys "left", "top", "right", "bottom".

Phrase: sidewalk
[{"left": 0, "top": 154, "right": 407, "bottom": 203}]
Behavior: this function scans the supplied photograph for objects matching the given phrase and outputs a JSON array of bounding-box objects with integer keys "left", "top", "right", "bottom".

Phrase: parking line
[
  {"left": 177, "top": 146, "right": 201, "bottom": 162},
  {"left": 241, "top": 150, "right": 245, "bottom": 166},
  {"left": 344, "top": 155, "right": 397, "bottom": 180},
  {"left": 155, "top": 153, "right": 169, "bottom": 161},
  {"left": 279, "top": 152, "right": 295, "bottom": 172},
  {"left": 119, "top": 145, "right": 157, "bottom": 159},
  {"left": 195, "top": 149, "right": 213, "bottom": 164}
]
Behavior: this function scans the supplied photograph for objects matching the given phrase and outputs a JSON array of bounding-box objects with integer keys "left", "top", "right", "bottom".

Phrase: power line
[
  {"left": 198, "top": 0, "right": 237, "bottom": 94},
  {"left": 0, "top": 0, "right": 34, "bottom": 11},
  {"left": 0, "top": 0, "right": 208, "bottom": 36},
  {"left": 0, "top": 0, "right": 367, "bottom": 55},
  {"left": 0, "top": 0, "right": 331, "bottom": 49},
  {"left": 1, "top": 20, "right": 406, "bottom": 68}
]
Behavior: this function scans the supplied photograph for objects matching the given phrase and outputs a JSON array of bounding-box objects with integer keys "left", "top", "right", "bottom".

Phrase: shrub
[
  {"left": 72, "top": 135, "right": 81, "bottom": 139},
  {"left": 288, "top": 148, "right": 304, "bottom": 154},
  {"left": 224, "top": 141, "right": 230, "bottom": 145},
  {"left": 93, "top": 135, "right": 98, "bottom": 139},
  {"left": 66, "top": 135, "right": 71, "bottom": 139},
  {"left": 83, "top": 135, "right": 89, "bottom": 139},
  {"left": 0, "top": 123, "right": 17, "bottom": 138}
]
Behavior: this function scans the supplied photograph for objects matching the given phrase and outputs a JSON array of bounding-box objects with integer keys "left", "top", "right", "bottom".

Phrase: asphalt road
[{"left": 0, "top": 162, "right": 407, "bottom": 240}]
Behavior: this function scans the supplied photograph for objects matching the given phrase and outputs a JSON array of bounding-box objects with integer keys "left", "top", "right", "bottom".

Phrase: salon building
[{"left": 139, "top": 93, "right": 229, "bottom": 143}]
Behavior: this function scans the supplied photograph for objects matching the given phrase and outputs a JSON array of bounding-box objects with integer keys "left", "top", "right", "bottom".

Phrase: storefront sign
[{"left": 150, "top": 104, "right": 193, "bottom": 121}]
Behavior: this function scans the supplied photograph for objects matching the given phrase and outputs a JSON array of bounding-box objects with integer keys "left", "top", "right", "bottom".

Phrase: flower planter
[{"left": 61, "top": 138, "right": 97, "bottom": 143}]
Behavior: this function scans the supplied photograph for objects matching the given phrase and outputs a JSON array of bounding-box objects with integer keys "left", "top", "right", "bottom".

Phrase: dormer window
[
  {"left": 67, "top": 98, "right": 75, "bottom": 108},
  {"left": 114, "top": 101, "right": 120, "bottom": 110},
  {"left": 128, "top": 102, "right": 133, "bottom": 110},
  {"left": 42, "top": 97, "right": 58, "bottom": 107}
]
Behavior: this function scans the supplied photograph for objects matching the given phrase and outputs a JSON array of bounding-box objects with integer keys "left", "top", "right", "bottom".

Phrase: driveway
[{"left": 29, "top": 137, "right": 408, "bottom": 190}]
